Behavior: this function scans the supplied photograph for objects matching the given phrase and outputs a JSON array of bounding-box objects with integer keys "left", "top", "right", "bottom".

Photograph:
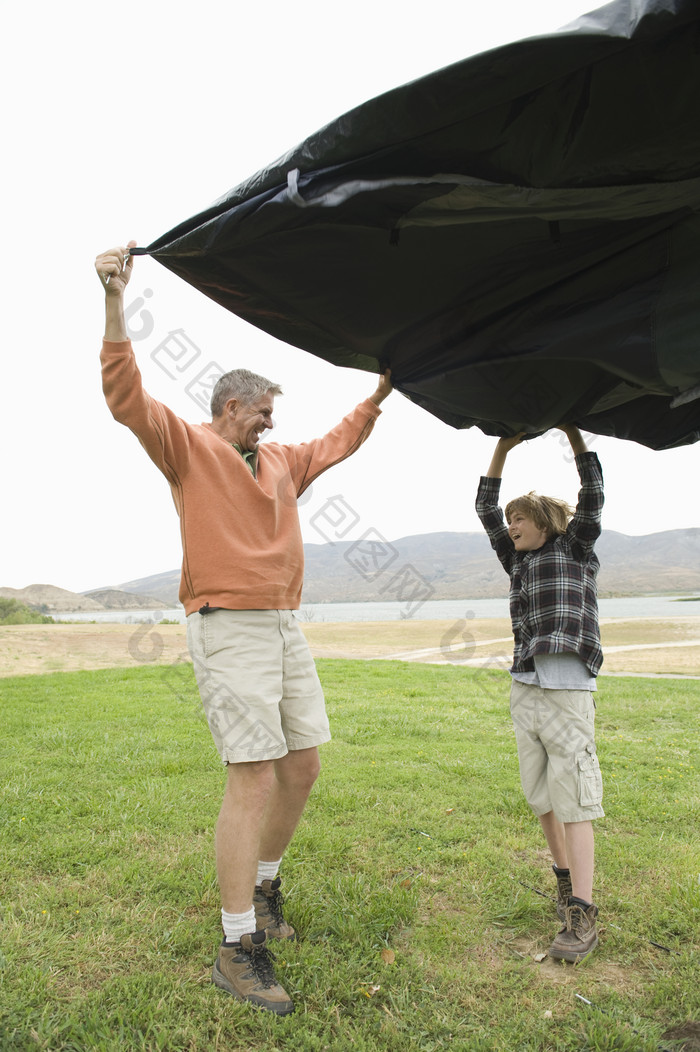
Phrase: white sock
[
  {"left": 221, "top": 906, "right": 256, "bottom": 944},
  {"left": 256, "top": 859, "right": 282, "bottom": 885}
]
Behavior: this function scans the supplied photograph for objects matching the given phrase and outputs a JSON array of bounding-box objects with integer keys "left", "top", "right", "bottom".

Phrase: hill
[
  {"left": 113, "top": 527, "right": 700, "bottom": 606},
  {"left": 5, "top": 529, "right": 698, "bottom": 612},
  {"left": 0, "top": 585, "right": 104, "bottom": 614},
  {"left": 82, "top": 588, "right": 169, "bottom": 610},
  {"left": 0, "top": 585, "right": 170, "bottom": 615}
]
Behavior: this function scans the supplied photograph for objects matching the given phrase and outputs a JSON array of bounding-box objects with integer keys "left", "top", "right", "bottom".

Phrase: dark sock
[
  {"left": 553, "top": 865, "right": 570, "bottom": 875},
  {"left": 569, "top": 895, "right": 592, "bottom": 909}
]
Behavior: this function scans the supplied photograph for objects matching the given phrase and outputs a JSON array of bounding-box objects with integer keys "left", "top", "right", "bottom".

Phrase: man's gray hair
[{"left": 210, "top": 368, "right": 283, "bottom": 417}]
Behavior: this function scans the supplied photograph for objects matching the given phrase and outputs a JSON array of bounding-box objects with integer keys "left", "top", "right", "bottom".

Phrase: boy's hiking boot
[
  {"left": 253, "top": 877, "right": 296, "bottom": 940},
  {"left": 552, "top": 865, "right": 573, "bottom": 922},
  {"left": 548, "top": 900, "right": 599, "bottom": 963},
  {"left": 212, "top": 931, "right": 294, "bottom": 1015}
]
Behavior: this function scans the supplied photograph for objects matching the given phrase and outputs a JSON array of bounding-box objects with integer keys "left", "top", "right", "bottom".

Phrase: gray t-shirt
[{"left": 511, "top": 651, "right": 597, "bottom": 691}]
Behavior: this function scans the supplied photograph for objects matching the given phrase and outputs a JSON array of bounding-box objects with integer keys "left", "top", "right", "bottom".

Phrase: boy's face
[{"left": 507, "top": 511, "right": 549, "bottom": 552}]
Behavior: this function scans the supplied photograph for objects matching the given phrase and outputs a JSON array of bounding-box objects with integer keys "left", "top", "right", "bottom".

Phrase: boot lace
[
  {"left": 567, "top": 903, "right": 593, "bottom": 936},
  {"left": 249, "top": 941, "right": 278, "bottom": 988},
  {"left": 266, "top": 886, "right": 286, "bottom": 927},
  {"left": 554, "top": 866, "right": 572, "bottom": 903}
]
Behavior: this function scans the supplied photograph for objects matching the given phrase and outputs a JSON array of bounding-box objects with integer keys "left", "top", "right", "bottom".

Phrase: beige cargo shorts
[
  {"left": 509, "top": 679, "right": 604, "bottom": 823},
  {"left": 186, "top": 608, "right": 331, "bottom": 765}
]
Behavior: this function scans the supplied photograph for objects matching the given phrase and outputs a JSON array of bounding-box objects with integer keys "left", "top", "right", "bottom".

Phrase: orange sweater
[{"left": 101, "top": 340, "right": 381, "bottom": 614}]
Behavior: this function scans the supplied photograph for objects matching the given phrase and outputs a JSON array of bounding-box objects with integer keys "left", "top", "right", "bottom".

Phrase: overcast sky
[{"left": 2, "top": 0, "right": 698, "bottom": 595}]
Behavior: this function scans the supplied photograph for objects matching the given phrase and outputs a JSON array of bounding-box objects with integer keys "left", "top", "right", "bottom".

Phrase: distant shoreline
[{"left": 46, "top": 594, "right": 700, "bottom": 625}]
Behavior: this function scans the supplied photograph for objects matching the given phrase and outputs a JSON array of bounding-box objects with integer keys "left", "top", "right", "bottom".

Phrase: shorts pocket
[
  {"left": 577, "top": 747, "right": 603, "bottom": 807},
  {"left": 202, "top": 610, "right": 234, "bottom": 659}
]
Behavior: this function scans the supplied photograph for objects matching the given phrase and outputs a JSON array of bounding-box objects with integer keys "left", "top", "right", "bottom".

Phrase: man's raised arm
[
  {"left": 94, "top": 240, "right": 137, "bottom": 342},
  {"left": 368, "top": 368, "right": 393, "bottom": 406}
]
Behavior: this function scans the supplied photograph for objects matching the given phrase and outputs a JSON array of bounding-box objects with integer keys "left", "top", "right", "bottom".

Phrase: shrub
[{"left": 0, "top": 597, "right": 55, "bottom": 625}]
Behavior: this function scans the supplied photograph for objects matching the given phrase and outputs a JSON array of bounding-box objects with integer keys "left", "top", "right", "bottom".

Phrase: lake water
[{"left": 55, "top": 595, "right": 700, "bottom": 624}]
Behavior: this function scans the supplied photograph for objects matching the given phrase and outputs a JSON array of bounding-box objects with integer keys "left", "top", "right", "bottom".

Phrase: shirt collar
[{"left": 232, "top": 443, "right": 258, "bottom": 477}]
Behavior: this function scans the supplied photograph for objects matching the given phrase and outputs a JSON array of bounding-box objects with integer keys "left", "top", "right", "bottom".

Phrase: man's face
[
  {"left": 230, "top": 394, "right": 275, "bottom": 452},
  {"left": 507, "top": 511, "right": 549, "bottom": 552}
]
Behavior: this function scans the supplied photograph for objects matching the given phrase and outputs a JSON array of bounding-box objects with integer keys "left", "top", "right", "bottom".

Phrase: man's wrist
[{"left": 104, "top": 293, "right": 128, "bottom": 342}]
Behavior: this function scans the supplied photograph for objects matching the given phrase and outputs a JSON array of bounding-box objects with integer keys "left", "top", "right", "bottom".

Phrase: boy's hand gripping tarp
[{"left": 142, "top": 0, "right": 700, "bottom": 450}]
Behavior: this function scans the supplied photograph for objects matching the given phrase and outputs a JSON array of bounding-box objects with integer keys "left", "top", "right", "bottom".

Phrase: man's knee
[
  {"left": 224, "top": 759, "right": 276, "bottom": 806},
  {"left": 275, "top": 747, "right": 321, "bottom": 791},
  {"left": 300, "top": 751, "right": 321, "bottom": 788}
]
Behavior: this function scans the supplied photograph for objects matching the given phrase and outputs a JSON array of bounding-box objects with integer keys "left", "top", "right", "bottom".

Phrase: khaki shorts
[
  {"left": 186, "top": 609, "right": 330, "bottom": 765},
  {"left": 509, "top": 680, "right": 604, "bottom": 824}
]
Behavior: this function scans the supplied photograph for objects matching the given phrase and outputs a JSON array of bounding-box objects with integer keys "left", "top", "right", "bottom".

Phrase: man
[{"left": 95, "top": 242, "right": 392, "bottom": 1015}]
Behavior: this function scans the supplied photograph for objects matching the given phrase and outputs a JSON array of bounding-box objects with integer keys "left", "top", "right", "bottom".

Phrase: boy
[{"left": 475, "top": 427, "right": 605, "bottom": 962}]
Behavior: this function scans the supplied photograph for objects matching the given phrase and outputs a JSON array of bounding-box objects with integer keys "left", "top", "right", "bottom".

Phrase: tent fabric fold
[{"left": 144, "top": 0, "right": 700, "bottom": 450}]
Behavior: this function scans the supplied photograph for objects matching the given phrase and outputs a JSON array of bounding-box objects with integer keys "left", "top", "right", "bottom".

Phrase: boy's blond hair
[{"left": 505, "top": 492, "right": 574, "bottom": 540}]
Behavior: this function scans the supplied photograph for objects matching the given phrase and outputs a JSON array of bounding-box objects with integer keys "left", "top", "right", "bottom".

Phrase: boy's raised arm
[
  {"left": 485, "top": 433, "right": 526, "bottom": 478},
  {"left": 559, "top": 425, "right": 587, "bottom": 458}
]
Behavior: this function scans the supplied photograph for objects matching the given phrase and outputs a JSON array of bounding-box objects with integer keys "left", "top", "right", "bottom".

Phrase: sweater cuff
[
  {"left": 101, "top": 338, "right": 134, "bottom": 354},
  {"left": 359, "top": 397, "right": 382, "bottom": 418}
]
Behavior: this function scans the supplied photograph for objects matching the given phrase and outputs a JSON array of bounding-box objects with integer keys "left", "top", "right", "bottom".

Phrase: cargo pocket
[
  {"left": 202, "top": 609, "right": 231, "bottom": 659},
  {"left": 577, "top": 745, "right": 603, "bottom": 807}
]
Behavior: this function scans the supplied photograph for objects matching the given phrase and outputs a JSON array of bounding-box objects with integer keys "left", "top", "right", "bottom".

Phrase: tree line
[{"left": 0, "top": 598, "right": 55, "bottom": 625}]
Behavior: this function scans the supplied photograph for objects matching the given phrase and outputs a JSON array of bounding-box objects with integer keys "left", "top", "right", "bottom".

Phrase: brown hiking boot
[
  {"left": 212, "top": 931, "right": 294, "bottom": 1014},
  {"left": 552, "top": 865, "right": 572, "bottom": 922},
  {"left": 548, "top": 901, "right": 599, "bottom": 963},
  {"left": 253, "top": 878, "right": 296, "bottom": 940}
]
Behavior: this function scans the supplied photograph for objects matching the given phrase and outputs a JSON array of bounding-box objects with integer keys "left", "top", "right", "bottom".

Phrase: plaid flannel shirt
[{"left": 475, "top": 452, "right": 604, "bottom": 676}]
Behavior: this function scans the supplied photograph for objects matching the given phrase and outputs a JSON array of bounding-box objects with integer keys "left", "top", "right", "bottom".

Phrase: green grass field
[{"left": 1, "top": 660, "right": 698, "bottom": 1051}]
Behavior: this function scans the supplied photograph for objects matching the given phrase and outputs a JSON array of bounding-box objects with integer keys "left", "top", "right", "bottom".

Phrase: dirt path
[{"left": 1, "top": 617, "right": 700, "bottom": 678}]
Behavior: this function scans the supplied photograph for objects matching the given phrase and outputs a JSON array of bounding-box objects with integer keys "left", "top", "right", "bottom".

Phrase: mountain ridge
[{"left": 4, "top": 528, "right": 698, "bottom": 612}]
